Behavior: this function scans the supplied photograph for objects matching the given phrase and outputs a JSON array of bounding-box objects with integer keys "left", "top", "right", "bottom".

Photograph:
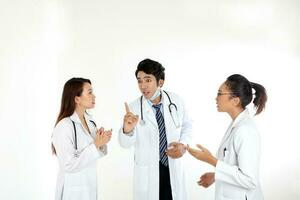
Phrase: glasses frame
[{"left": 217, "top": 92, "right": 239, "bottom": 97}]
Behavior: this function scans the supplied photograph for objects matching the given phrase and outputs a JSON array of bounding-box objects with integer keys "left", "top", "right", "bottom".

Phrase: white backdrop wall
[{"left": 1, "top": 0, "right": 300, "bottom": 199}]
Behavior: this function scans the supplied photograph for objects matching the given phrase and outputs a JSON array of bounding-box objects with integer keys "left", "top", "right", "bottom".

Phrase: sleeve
[
  {"left": 118, "top": 126, "right": 137, "bottom": 148},
  {"left": 178, "top": 97, "right": 193, "bottom": 145},
  {"left": 52, "top": 121, "right": 100, "bottom": 173},
  {"left": 215, "top": 125, "right": 261, "bottom": 189}
]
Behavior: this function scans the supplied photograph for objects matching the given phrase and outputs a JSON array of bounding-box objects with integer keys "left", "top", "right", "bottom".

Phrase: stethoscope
[
  {"left": 70, "top": 118, "right": 97, "bottom": 157},
  {"left": 140, "top": 90, "right": 180, "bottom": 128}
]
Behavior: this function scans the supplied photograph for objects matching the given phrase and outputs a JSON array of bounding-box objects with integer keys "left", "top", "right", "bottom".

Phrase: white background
[{"left": 1, "top": 0, "right": 300, "bottom": 199}]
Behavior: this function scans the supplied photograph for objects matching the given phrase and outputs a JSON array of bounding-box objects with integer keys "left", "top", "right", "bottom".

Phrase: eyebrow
[{"left": 137, "top": 75, "right": 152, "bottom": 80}]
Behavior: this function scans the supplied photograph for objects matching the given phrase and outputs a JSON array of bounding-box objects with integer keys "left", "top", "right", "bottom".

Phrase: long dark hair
[
  {"left": 52, "top": 77, "right": 91, "bottom": 154},
  {"left": 225, "top": 74, "right": 267, "bottom": 115}
]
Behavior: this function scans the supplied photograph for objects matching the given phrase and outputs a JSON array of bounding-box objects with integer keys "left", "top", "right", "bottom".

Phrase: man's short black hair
[{"left": 135, "top": 58, "right": 165, "bottom": 82}]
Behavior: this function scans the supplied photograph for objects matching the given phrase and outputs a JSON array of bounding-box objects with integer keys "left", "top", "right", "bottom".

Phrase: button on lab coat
[
  {"left": 119, "top": 91, "right": 193, "bottom": 200},
  {"left": 215, "top": 110, "right": 264, "bottom": 200},
  {"left": 52, "top": 112, "right": 107, "bottom": 200}
]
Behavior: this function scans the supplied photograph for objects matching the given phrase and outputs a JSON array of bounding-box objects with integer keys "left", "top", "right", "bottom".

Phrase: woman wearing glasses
[{"left": 187, "top": 74, "right": 267, "bottom": 200}]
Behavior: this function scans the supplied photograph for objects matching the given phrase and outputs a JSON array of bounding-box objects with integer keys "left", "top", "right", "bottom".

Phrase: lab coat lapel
[
  {"left": 69, "top": 112, "right": 94, "bottom": 143},
  {"left": 162, "top": 92, "right": 172, "bottom": 137},
  {"left": 217, "top": 110, "right": 249, "bottom": 152},
  {"left": 70, "top": 112, "right": 81, "bottom": 123},
  {"left": 143, "top": 97, "right": 159, "bottom": 127}
]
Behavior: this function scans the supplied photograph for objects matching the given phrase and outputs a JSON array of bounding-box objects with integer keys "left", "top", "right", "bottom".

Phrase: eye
[{"left": 145, "top": 79, "right": 152, "bottom": 83}]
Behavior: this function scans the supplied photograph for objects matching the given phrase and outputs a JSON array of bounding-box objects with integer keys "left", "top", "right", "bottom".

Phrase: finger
[
  {"left": 125, "top": 102, "right": 130, "bottom": 113},
  {"left": 168, "top": 142, "right": 177, "bottom": 147},
  {"left": 196, "top": 144, "right": 205, "bottom": 151},
  {"left": 186, "top": 144, "right": 190, "bottom": 151},
  {"left": 97, "top": 127, "right": 104, "bottom": 134},
  {"left": 125, "top": 116, "right": 134, "bottom": 124},
  {"left": 188, "top": 148, "right": 201, "bottom": 158},
  {"left": 134, "top": 115, "right": 139, "bottom": 121}
]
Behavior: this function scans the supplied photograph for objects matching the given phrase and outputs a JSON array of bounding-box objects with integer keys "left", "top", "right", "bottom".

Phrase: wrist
[
  {"left": 207, "top": 155, "right": 217, "bottom": 167},
  {"left": 94, "top": 141, "right": 101, "bottom": 149}
]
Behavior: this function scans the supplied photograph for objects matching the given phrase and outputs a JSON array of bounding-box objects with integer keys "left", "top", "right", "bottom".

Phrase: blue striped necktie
[{"left": 153, "top": 104, "right": 168, "bottom": 167}]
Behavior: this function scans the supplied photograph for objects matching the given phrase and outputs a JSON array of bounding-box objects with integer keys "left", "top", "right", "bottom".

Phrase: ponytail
[{"left": 251, "top": 82, "right": 267, "bottom": 115}]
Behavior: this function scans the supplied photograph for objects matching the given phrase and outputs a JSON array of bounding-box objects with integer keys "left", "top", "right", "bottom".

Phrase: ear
[
  {"left": 158, "top": 79, "right": 164, "bottom": 87},
  {"left": 74, "top": 96, "right": 80, "bottom": 104},
  {"left": 232, "top": 97, "right": 241, "bottom": 107}
]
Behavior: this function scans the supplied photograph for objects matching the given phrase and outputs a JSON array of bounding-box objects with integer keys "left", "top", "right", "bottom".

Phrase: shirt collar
[
  {"left": 69, "top": 111, "right": 92, "bottom": 124},
  {"left": 147, "top": 92, "right": 164, "bottom": 107},
  {"left": 232, "top": 109, "right": 250, "bottom": 128}
]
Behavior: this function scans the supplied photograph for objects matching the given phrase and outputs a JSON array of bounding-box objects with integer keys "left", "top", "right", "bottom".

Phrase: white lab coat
[
  {"left": 119, "top": 91, "right": 192, "bottom": 200},
  {"left": 52, "top": 112, "right": 107, "bottom": 200},
  {"left": 215, "top": 110, "right": 264, "bottom": 200}
]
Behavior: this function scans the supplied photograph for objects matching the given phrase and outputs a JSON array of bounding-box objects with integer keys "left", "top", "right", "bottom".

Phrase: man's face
[{"left": 136, "top": 71, "right": 163, "bottom": 99}]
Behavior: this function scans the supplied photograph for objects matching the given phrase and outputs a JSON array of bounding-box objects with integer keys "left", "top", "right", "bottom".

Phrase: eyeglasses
[{"left": 217, "top": 92, "right": 234, "bottom": 96}]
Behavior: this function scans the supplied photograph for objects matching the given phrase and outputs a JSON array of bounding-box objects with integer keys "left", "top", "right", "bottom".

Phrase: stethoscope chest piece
[{"left": 140, "top": 119, "right": 146, "bottom": 125}]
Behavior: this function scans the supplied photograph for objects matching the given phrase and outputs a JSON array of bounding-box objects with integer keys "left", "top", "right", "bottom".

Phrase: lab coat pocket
[
  {"left": 134, "top": 165, "right": 149, "bottom": 191},
  {"left": 223, "top": 184, "right": 245, "bottom": 200}
]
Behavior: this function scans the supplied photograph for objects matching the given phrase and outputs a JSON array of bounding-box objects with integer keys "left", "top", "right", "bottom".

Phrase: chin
[{"left": 144, "top": 94, "right": 151, "bottom": 99}]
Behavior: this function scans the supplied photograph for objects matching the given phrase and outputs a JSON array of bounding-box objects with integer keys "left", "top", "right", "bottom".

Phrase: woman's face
[
  {"left": 75, "top": 83, "right": 96, "bottom": 109},
  {"left": 215, "top": 82, "right": 236, "bottom": 113}
]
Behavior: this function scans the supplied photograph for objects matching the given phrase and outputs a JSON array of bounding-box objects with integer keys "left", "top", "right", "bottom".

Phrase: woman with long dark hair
[
  {"left": 188, "top": 74, "right": 267, "bottom": 200},
  {"left": 52, "top": 78, "right": 112, "bottom": 200}
]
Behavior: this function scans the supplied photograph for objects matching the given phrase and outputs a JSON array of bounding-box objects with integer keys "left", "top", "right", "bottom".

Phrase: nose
[
  {"left": 140, "top": 82, "right": 147, "bottom": 90},
  {"left": 215, "top": 95, "right": 218, "bottom": 102}
]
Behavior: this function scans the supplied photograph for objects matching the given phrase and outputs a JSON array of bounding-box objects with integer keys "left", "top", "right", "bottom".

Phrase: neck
[
  {"left": 75, "top": 107, "right": 86, "bottom": 120},
  {"left": 228, "top": 108, "right": 244, "bottom": 120},
  {"left": 150, "top": 95, "right": 161, "bottom": 105}
]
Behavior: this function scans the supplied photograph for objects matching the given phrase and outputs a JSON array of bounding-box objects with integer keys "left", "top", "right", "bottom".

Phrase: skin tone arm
[
  {"left": 187, "top": 144, "right": 218, "bottom": 188},
  {"left": 187, "top": 144, "right": 218, "bottom": 166}
]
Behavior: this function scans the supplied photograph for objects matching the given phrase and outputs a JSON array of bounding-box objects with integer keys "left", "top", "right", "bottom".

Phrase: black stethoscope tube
[
  {"left": 140, "top": 90, "right": 177, "bottom": 122},
  {"left": 71, "top": 119, "right": 97, "bottom": 150}
]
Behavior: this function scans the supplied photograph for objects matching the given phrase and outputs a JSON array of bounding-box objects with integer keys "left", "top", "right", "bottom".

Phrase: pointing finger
[{"left": 125, "top": 102, "right": 130, "bottom": 113}]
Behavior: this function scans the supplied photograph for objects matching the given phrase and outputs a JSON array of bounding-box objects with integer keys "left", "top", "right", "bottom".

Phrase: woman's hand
[
  {"left": 198, "top": 172, "right": 215, "bottom": 188},
  {"left": 187, "top": 144, "right": 218, "bottom": 167},
  {"left": 94, "top": 127, "right": 112, "bottom": 148}
]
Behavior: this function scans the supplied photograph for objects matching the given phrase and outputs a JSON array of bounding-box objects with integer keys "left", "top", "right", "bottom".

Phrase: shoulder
[
  {"left": 233, "top": 118, "right": 260, "bottom": 141},
  {"left": 163, "top": 90, "right": 184, "bottom": 102},
  {"left": 52, "top": 117, "right": 74, "bottom": 139}
]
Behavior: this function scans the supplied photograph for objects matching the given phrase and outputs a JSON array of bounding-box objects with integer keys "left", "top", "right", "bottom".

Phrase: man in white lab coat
[{"left": 119, "top": 58, "right": 192, "bottom": 200}]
